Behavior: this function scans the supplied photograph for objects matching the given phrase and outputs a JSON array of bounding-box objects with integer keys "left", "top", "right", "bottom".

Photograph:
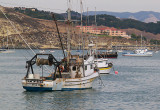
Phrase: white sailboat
[
  {"left": 123, "top": 49, "right": 153, "bottom": 57},
  {"left": 123, "top": 34, "right": 153, "bottom": 57},
  {"left": 22, "top": 0, "right": 99, "bottom": 91},
  {"left": 39, "top": 50, "right": 45, "bottom": 53},
  {"left": 0, "top": 30, "right": 15, "bottom": 53}
]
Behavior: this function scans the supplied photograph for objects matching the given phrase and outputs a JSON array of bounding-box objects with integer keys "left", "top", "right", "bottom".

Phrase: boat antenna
[
  {"left": 80, "top": 0, "right": 85, "bottom": 77},
  {"left": 95, "top": 7, "right": 97, "bottom": 43},
  {"left": 52, "top": 13, "right": 66, "bottom": 58},
  {"left": 87, "top": 7, "right": 89, "bottom": 25}
]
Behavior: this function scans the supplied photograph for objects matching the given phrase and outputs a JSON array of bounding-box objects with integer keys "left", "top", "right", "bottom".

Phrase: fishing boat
[
  {"left": 22, "top": 53, "right": 98, "bottom": 91},
  {"left": 22, "top": 40, "right": 99, "bottom": 91},
  {"left": 94, "top": 58, "right": 113, "bottom": 74},
  {"left": 85, "top": 43, "right": 113, "bottom": 74},
  {"left": 22, "top": 1, "right": 99, "bottom": 91},
  {"left": 0, "top": 48, "right": 7, "bottom": 53}
]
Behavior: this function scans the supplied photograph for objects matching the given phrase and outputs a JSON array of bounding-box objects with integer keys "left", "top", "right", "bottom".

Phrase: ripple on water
[{"left": 0, "top": 50, "right": 160, "bottom": 110}]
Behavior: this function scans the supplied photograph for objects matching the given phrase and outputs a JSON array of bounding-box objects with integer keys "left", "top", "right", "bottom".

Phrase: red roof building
[{"left": 76, "top": 26, "right": 131, "bottom": 39}]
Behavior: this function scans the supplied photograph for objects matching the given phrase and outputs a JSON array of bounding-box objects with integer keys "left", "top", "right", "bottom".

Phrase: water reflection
[{"left": 23, "top": 89, "right": 100, "bottom": 110}]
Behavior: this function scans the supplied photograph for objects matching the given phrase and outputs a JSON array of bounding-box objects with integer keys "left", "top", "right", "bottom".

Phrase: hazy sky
[{"left": 0, "top": 0, "right": 160, "bottom": 13}]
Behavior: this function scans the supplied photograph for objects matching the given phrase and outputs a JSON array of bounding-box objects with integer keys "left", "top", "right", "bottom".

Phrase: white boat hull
[
  {"left": 22, "top": 72, "right": 99, "bottom": 91},
  {"left": 94, "top": 58, "right": 113, "bottom": 74},
  {"left": 98, "top": 67, "right": 112, "bottom": 74},
  {"left": 122, "top": 53, "right": 152, "bottom": 57}
]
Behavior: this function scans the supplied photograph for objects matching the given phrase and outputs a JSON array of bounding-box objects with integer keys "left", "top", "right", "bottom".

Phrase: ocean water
[{"left": 0, "top": 49, "right": 160, "bottom": 110}]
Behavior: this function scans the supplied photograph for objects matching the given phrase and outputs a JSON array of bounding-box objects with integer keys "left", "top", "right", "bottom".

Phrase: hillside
[
  {"left": 0, "top": 6, "right": 120, "bottom": 49},
  {"left": 0, "top": 6, "right": 159, "bottom": 50},
  {"left": 83, "top": 11, "right": 160, "bottom": 23},
  {"left": 0, "top": 6, "right": 69, "bottom": 49}
]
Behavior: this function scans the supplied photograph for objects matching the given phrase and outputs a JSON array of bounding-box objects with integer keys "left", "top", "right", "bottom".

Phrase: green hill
[
  {"left": 14, "top": 8, "right": 160, "bottom": 35},
  {"left": 85, "top": 14, "right": 160, "bottom": 34}
]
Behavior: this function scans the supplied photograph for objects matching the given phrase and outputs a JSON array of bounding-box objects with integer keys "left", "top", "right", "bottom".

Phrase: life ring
[
  {"left": 40, "top": 83, "right": 43, "bottom": 87},
  {"left": 108, "top": 63, "right": 113, "bottom": 67}
]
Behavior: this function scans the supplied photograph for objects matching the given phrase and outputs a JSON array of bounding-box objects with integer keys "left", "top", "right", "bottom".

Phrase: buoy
[{"left": 115, "top": 71, "right": 118, "bottom": 75}]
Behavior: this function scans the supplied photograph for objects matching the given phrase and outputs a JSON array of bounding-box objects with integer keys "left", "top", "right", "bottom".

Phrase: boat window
[
  {"left": 85, "top": 66, "right": 87, "bottom": 70},
  {"left": 72, "top": 66, "right": 76, "bottom": 71},
  {"left": 90, "top": 65, "right": 93, "bottom": 69}
]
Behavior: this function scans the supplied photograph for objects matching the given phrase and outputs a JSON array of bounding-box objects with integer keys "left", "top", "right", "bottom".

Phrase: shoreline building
[{"left": 76, "top": 26, "right": 131, "bottom": 39}]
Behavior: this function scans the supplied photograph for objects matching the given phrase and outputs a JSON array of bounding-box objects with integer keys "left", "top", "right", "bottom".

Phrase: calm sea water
[{"left": 0, "top": 49, "right": 160, "bottom": 110}]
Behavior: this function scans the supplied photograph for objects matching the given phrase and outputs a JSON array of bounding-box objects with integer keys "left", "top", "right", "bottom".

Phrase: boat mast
[
  {"left": 80, "top": 0, "right": 85, "bottom": 77},
  {"left": 67, "top": 0, "right": 71, "bottom": 62},
  {"left": 95, "top": 7, "right": 98, "bottom": 58}
]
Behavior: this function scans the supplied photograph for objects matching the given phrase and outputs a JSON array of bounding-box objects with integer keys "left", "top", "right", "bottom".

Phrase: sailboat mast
[
  {"left": 141, "top": 34, "right": 142, "bottom": 49},
  {"left": 7, "top": 29, "right": 8, "bottom": 49}
]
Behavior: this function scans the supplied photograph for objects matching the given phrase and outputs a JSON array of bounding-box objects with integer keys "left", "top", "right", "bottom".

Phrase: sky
[{"left": 0, "top": 0, "right": 160, "bottom": 13}]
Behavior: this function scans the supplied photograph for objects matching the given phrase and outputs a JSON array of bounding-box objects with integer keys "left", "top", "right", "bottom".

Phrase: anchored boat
[
  {"left": 85, "top": 43, "right": 113, "bottom": 74},
  {"left": 94, "top": 58, "right": 113, "bottom": 74},
  {"left": 122, "top": 49, "right": 153, "bottom": 57},
  {"left": 22, "top": 0, "right": 99, "bottom": 91},
  {"left": 22, "top": 53, "right": 98, "bottom": 91},
  {"left": 123, "top": 34, "right": 153, "bottom": 57}
]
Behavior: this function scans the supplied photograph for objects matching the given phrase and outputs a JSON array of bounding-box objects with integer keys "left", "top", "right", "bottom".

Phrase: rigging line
[
  {"left": 6, "top": 29, "right": 32, "bottom": 55},
  {"left": 19, "top": 27, "right": 42, "bottom": 52},
  {"left": 98, "top": 71, "right": 105, "bottom": 87},
  {"left": 0, "top": 7, "right": 53, "bottom": 73},
  {"left": 52, "top": 13, "right": 66, "bottom": 58},
  {"left": 4, "top": 22, "right": 33, "bottom": 57},
  {"left": 0, "top": 8, "right": 36, "bottom": 55}
]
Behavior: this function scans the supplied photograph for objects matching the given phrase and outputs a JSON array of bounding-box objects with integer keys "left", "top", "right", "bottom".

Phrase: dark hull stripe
[
  {"left": 23, "top": 86, "right": 52, "bottom": 91},
  {"left": 23, "top": 86, "right": 92, "bottom": 91}
]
